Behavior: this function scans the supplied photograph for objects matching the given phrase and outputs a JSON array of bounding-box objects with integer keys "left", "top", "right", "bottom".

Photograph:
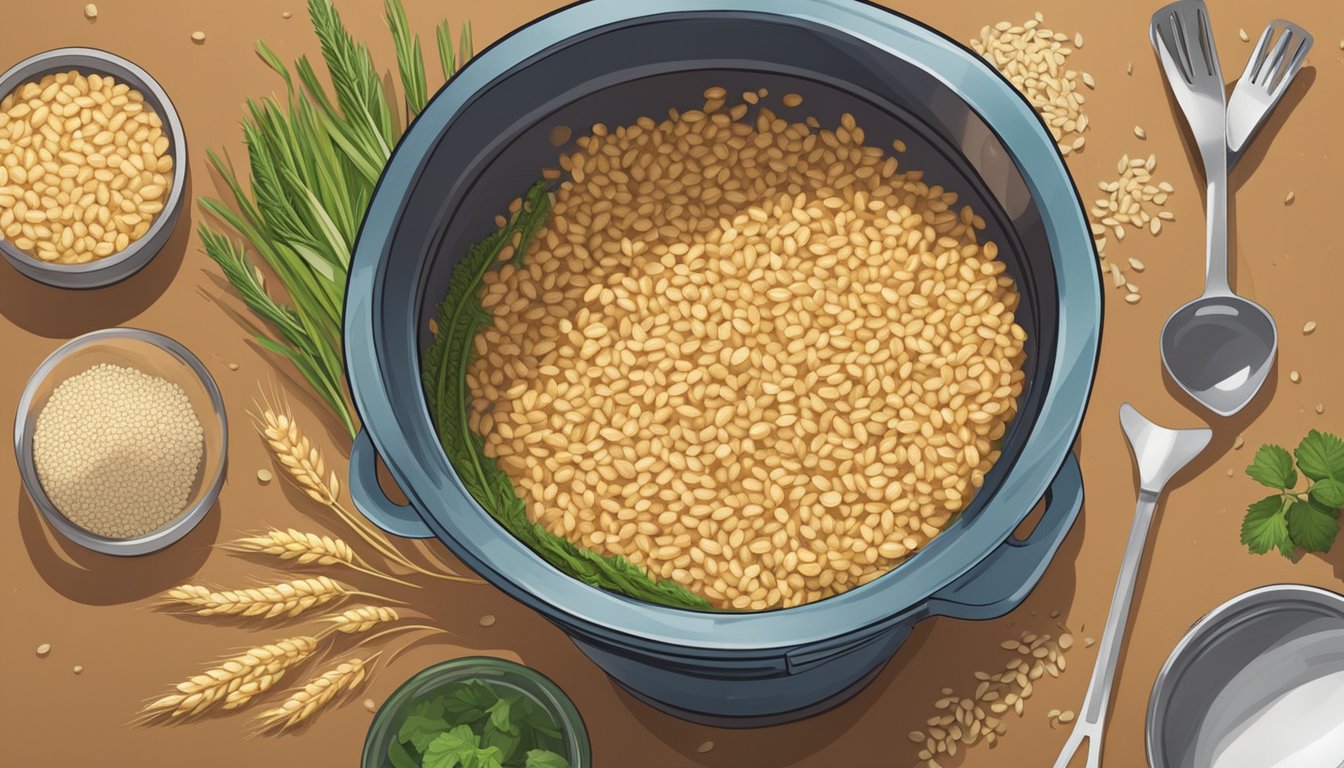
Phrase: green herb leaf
[
  {"left": 1286, "top": 498, "right": 1341, "bottom": 553},
  {"left": 1311, "top": 479, "right": 1344, "bottom": 509},
  {"left": 461, "top": 749, "right": 504, "bottom": 768},
  {"left": 1295, "top": 430, "right": 1344, "bottom": 482},
  {"left": 486, "top": 698, "right": 515, "bottom": 734},
  {"left": 1246, "top": 444, "right": 1297, "bottom": 490},
  {"left": 423, "top": 725, "right": 481, "bottom": 768},
  {"left": 399, "top": 712, "right": 452, "bottom": 752},
  {"left": 524, "top": 749, "right": 571, "bottom": 768},
  {"left": 1241, "top": 495, "right": 1292, "bottom": 557},
  {"left": 389, "top": 740, "right": 421, "bottom": 768}
]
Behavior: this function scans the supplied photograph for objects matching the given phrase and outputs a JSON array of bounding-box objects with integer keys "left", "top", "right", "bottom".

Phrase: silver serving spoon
[
  {"left": 1151, "top": 0, "right": 1277, "bottom": 417},
  {"left": 1052, "top": 404, "right": 1212, "bottom": 768}
]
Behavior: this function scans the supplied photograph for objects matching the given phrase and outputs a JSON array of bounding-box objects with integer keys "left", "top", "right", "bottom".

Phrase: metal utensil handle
[
  {"left": 1202, "top": 153, "right": 1230, "bottom": 297},
  {"left": 1052, "top": 492, "right": 1160, "bottom": 768}
]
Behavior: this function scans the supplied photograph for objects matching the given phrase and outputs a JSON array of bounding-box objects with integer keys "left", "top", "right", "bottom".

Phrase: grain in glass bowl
[{"left": 0, "top": 48, "right": 186, "bottom": 288}]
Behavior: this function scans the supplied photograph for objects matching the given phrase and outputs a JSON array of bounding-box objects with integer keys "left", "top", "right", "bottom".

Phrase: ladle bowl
[{"left": 1161, "top": 295, "right": 1277, "bottom": 417}]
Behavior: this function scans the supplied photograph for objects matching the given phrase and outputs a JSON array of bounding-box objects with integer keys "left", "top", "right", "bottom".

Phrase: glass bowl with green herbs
[{"left": 363, "top": 657, "right": 590, "bottom": 768}]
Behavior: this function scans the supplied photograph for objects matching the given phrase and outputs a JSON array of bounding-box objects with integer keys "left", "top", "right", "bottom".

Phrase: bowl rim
[
  {"left": 361, "top": 656, "right": 592, "bottom": 768},
  {"left": 1145, "top": 583, "right": 1344, "bottom": 768},
  {"left": 12, "top": 327, "right": 229, "bottom": 556},
  {"left": 0, "top": 46, "right": 188, "bottom": 289},
  {"left": 345, "top": 0, "right": 1101, "bottom": 648}
]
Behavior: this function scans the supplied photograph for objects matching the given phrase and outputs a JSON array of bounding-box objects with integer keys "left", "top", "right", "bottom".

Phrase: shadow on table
[
  {"left": 16, "top": 487, "right": 219, "bottom": 605},
  {"left": 0, "top": 176, "right": 194, "bottom": 339}
]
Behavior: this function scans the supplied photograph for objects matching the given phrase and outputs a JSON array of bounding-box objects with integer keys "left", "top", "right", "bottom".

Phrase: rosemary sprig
[{"left": 201, "top": 0, "right": 471, "bottom": 436}]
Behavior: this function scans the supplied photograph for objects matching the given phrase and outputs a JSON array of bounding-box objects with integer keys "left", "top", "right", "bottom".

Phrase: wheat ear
[
  {"left": 318, "top": 605, "right": 400, "bottom": 635},
  {"left": 222, "top": 529, "right": 417, "bottom": 587},
  {"left": 139, "top": 635, "right": 318, "bottom": 719},
  {"left": 162, "top": 576, "right": 399, "bottom": 619},
  {"left": 252, "top": 398, "right": 480, "bottom": 585},
  {"left": 252, "top": 653, "right": 379, "bottom": 733}
]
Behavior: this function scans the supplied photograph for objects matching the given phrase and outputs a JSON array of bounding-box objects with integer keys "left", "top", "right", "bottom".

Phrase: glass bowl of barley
[
  {"left": 0, "top": 47, "right": 187, "bottom": 289},
  {"left": 14, "top": 328, "right": 228, "bottom": 555}
]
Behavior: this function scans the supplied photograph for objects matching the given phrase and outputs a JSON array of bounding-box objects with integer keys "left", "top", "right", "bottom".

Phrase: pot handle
[
  {"left": 926, "top": 453, "right": 1083, "bottom": 621},
  {"left": 348, "top": 429, "right": 435, "bottom": 538}
]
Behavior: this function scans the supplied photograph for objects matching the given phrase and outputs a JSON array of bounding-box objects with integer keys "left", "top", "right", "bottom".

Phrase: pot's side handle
[
  {"left": 926, "top": 453, "right": 1083, "bottom": 621},
  {"left": 349, "top": 429, "right": 436, "bottom": 539}
]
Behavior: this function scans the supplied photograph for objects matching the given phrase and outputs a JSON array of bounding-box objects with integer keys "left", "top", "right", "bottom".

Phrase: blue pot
[{"left": 344, "top": 0, "right": 1100, "bottom": 726}]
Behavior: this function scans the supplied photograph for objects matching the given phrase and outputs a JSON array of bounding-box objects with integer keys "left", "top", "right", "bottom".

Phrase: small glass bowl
[
  {"left": 13, "top": 328, "right": 227, "bottom": 555},
  {"left": 363, "top": 656, "right": 591, "bottom": 768}
]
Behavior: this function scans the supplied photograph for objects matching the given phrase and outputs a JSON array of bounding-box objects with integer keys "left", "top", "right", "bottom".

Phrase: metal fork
[{"left": 1227, "top": 20, "right": 1313, "bottom": 166}]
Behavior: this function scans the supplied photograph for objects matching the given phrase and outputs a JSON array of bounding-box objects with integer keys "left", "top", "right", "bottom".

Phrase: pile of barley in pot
[
  {"left": 0, "top": 70, "right": 173, "bottom": 264},
  {"left": 33, "top": 363, "right": 204, "bottom": 539},
  {"left": 467, "top": 88, "right": 1026, "bottom": 610}
]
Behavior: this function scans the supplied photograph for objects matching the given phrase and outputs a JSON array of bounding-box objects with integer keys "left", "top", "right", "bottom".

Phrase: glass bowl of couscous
[
  {"left": 0, "top": 47, "right": 187, "bottom": 289},
  {"left": 14, "top": 328, "right": 227, "bottom": 555}
]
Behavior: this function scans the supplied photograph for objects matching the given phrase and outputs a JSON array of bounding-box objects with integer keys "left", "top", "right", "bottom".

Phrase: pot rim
[{"left": 345, "top": 0, "right": 1100, "bottom": 650}]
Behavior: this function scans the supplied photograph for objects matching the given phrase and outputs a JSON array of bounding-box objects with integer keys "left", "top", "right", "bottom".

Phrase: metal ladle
[{"left": 1152, "top": 0, "right": 1280, "bottom": 417}]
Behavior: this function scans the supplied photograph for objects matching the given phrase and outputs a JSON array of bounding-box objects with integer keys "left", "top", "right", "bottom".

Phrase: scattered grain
[
  {"left": 1125, "top": 293, "right": 1141, "bottom": 304},
  {"left": 228, "top": 362, "right": 240, "bottom": 370},
  {"left": 1289, "top": 370, "right": 1301, "bottom": 383},
  {"left": 282, "top": 10, "right": 293, "bottom": 18},
  {"left": 1234, "top": 435, "right": 1244, "bottom": 450},
  {"left": 1059, "top": 710, "right": 1076, "bottom": 723},
  {"left": 1091, "top": 154, "right": 1175, "bottom": 296},
  {"left": 781, "top": 93, "right": 803, "bottom": 107},
  {"left": 1084, "top": 637, "right": 1095, "bottom": 648},
  {"left": 1126, "top": 62, "right": 1133, "bottom": 75},
  {"left": 971, "top": 16, "right": 1091, "bottom": 153},
  {"left": 1303, "top": 320, "right": 1316, "bottom": 335},
  {"left": 1316, "top": 404, "right": 1325, "bottom": 415},
  {"left": 363, "top": 697, "right": 378, "bottom": 712},
  {"left": 478, "top": 614, "right": 496, "bottom": 627},
  {"left": 84, "top": 3, "right": 97, "bottom": 19},
  {"left": 697, "top": 741, "right": 715, "bottom": 754},
  {"left": 36, "top": 642, "right": 51, "bottom": 657},
  {"left": 73, "top": 664, "right": 84, "bottom": 674},
  {"left": 1134, "top": 126, "right": 1146, "bottom": 139},
  {"left": 191, "top": 31, "right": 206, "bottom": 44},
  {"left": 1238, "top": 28, "right": 1250, "bottom": 42},
  {"left": 1284, "top": 191, "right": 1295, "bottom": 205}
]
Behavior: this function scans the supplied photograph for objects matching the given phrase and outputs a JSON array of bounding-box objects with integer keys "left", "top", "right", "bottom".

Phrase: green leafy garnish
[
  {"left": 391, "top": 678, "right": 571, "bottom": 768},
  {"left": 1242, "top": 430, "right": 1344, "bottom": 558},
  {"left": 201, "top": 0, "right": 472, "bottom": 436},
  {"left": 419, "top": 184, "right": 711, "bottom": 610}
]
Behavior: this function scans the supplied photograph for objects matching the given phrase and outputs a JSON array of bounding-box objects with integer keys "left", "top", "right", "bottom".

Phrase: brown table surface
[{"left": 3, "top": 0, "right": 1340, "bottom": 765}]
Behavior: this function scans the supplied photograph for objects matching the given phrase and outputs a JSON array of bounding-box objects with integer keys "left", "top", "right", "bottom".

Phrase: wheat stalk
[
  {"left": 140, "top": 635, "right": 319, "bottom": 719},
  {"left": 252, "top": 653, "right": 379, "bottom": 733},
  {"left": 162, "top": 576, "right": 396, "bottom": 619},
  {"left": 253, "top": 395, "right": 481, "bottom": 585},
  {"left": 222, "top": 529, "right": 416, "bottom": 587}
]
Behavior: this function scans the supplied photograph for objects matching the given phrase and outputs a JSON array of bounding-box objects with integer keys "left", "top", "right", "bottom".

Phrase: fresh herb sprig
[
  {"left": 421, "top": 185, "right": 712, "bottom": 611},
  {"left": 390, "top": 679, "right": 570, "bottom": 768},
  {"left": 201, "top": 0, "right": 472, "bottom": 436},
  {"left": 1241, "top": 430, "right": 1344, "bottom": 557}
]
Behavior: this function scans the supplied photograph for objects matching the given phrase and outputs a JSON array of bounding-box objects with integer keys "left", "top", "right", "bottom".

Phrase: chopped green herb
[
  {"left": 389, "top": 679, "right": 570, "bottom": 768},
  {"left": 1241, "top": 430, "right": 1344, "bottom": 558},
  {"left": 419, "top": 184, "right": 711, "bottom": 610}
]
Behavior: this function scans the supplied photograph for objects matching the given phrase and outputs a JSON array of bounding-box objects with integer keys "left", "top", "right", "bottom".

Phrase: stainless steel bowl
[
  {"left": 0, "top": 47, "right": 187, "bottom": 288},
  {"left": 14, "top": 328, "right": 228, "bottom": 555},
  {"left": 1148, "top": 584, "right": 1344, "bottom": 768}
]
